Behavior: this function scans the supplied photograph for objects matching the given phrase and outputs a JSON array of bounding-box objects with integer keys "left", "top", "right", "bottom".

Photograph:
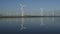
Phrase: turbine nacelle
[{"left": 20, "top": 4, "right": 26, "bottom": 8}]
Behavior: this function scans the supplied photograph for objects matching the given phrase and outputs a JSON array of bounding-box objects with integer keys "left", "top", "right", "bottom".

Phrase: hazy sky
[{"left": 0, "top": 0, "right": 60, "bottom": 14}]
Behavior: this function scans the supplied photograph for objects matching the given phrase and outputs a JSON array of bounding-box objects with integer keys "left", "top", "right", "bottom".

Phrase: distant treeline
[{"left": 0, "top": 14, "right": 60, "bottom": 18}]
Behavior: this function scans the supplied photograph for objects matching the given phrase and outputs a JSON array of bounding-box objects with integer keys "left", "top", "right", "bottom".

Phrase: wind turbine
[
  {"left": 20, "top": 3, "right": 25, "bottom": 16},
  {"left": 40, "top": 8, "right": 43, "bottom": 16}
]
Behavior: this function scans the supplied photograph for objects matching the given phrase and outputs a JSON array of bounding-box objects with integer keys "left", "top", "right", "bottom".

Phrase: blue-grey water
[{"left": 0, "top": 17, "right": 60, "bottom": 34}]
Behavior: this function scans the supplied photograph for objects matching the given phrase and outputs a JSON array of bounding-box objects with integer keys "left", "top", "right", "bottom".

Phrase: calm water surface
[{"left": 0, "top": 17, "right": 60, "bottom": 34}]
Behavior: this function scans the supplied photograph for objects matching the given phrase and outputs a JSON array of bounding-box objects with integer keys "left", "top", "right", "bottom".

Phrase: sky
[{"left": 0, "top": 0, "right": 60, "bottom": 15}]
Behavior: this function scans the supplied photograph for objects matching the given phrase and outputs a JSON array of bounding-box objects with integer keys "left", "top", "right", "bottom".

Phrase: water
[{"left": 0, "top": 17, "right": 60, "bottom": 34}]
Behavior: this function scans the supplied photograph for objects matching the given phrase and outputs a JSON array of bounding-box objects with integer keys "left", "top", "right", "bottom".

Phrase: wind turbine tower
[{"left": 40, "top": 8, "right": 43, "bottom": 16}]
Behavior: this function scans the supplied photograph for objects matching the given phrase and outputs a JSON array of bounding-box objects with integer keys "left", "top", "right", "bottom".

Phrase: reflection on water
[
  {"left": 20, "top": 18, "right": 26, "bottom": 31},
  {"left": 40, "top": 17, "right": 45, "bottom": 25},
  {"left": 52, "top": 17, "right": 54, "bottom": 23},
  {"left": 0, "top": 17, "right": 60, "bottom": 34}
]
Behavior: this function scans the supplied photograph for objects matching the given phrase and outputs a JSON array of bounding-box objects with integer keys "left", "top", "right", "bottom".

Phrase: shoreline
[{"left": 0, "top": 16, "right": 60, "bottom": 18}]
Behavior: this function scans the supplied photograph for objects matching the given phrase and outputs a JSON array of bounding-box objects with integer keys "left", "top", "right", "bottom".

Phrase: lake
[{"left": 0, "top": 17, "right": 60, "bottom": 34}]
